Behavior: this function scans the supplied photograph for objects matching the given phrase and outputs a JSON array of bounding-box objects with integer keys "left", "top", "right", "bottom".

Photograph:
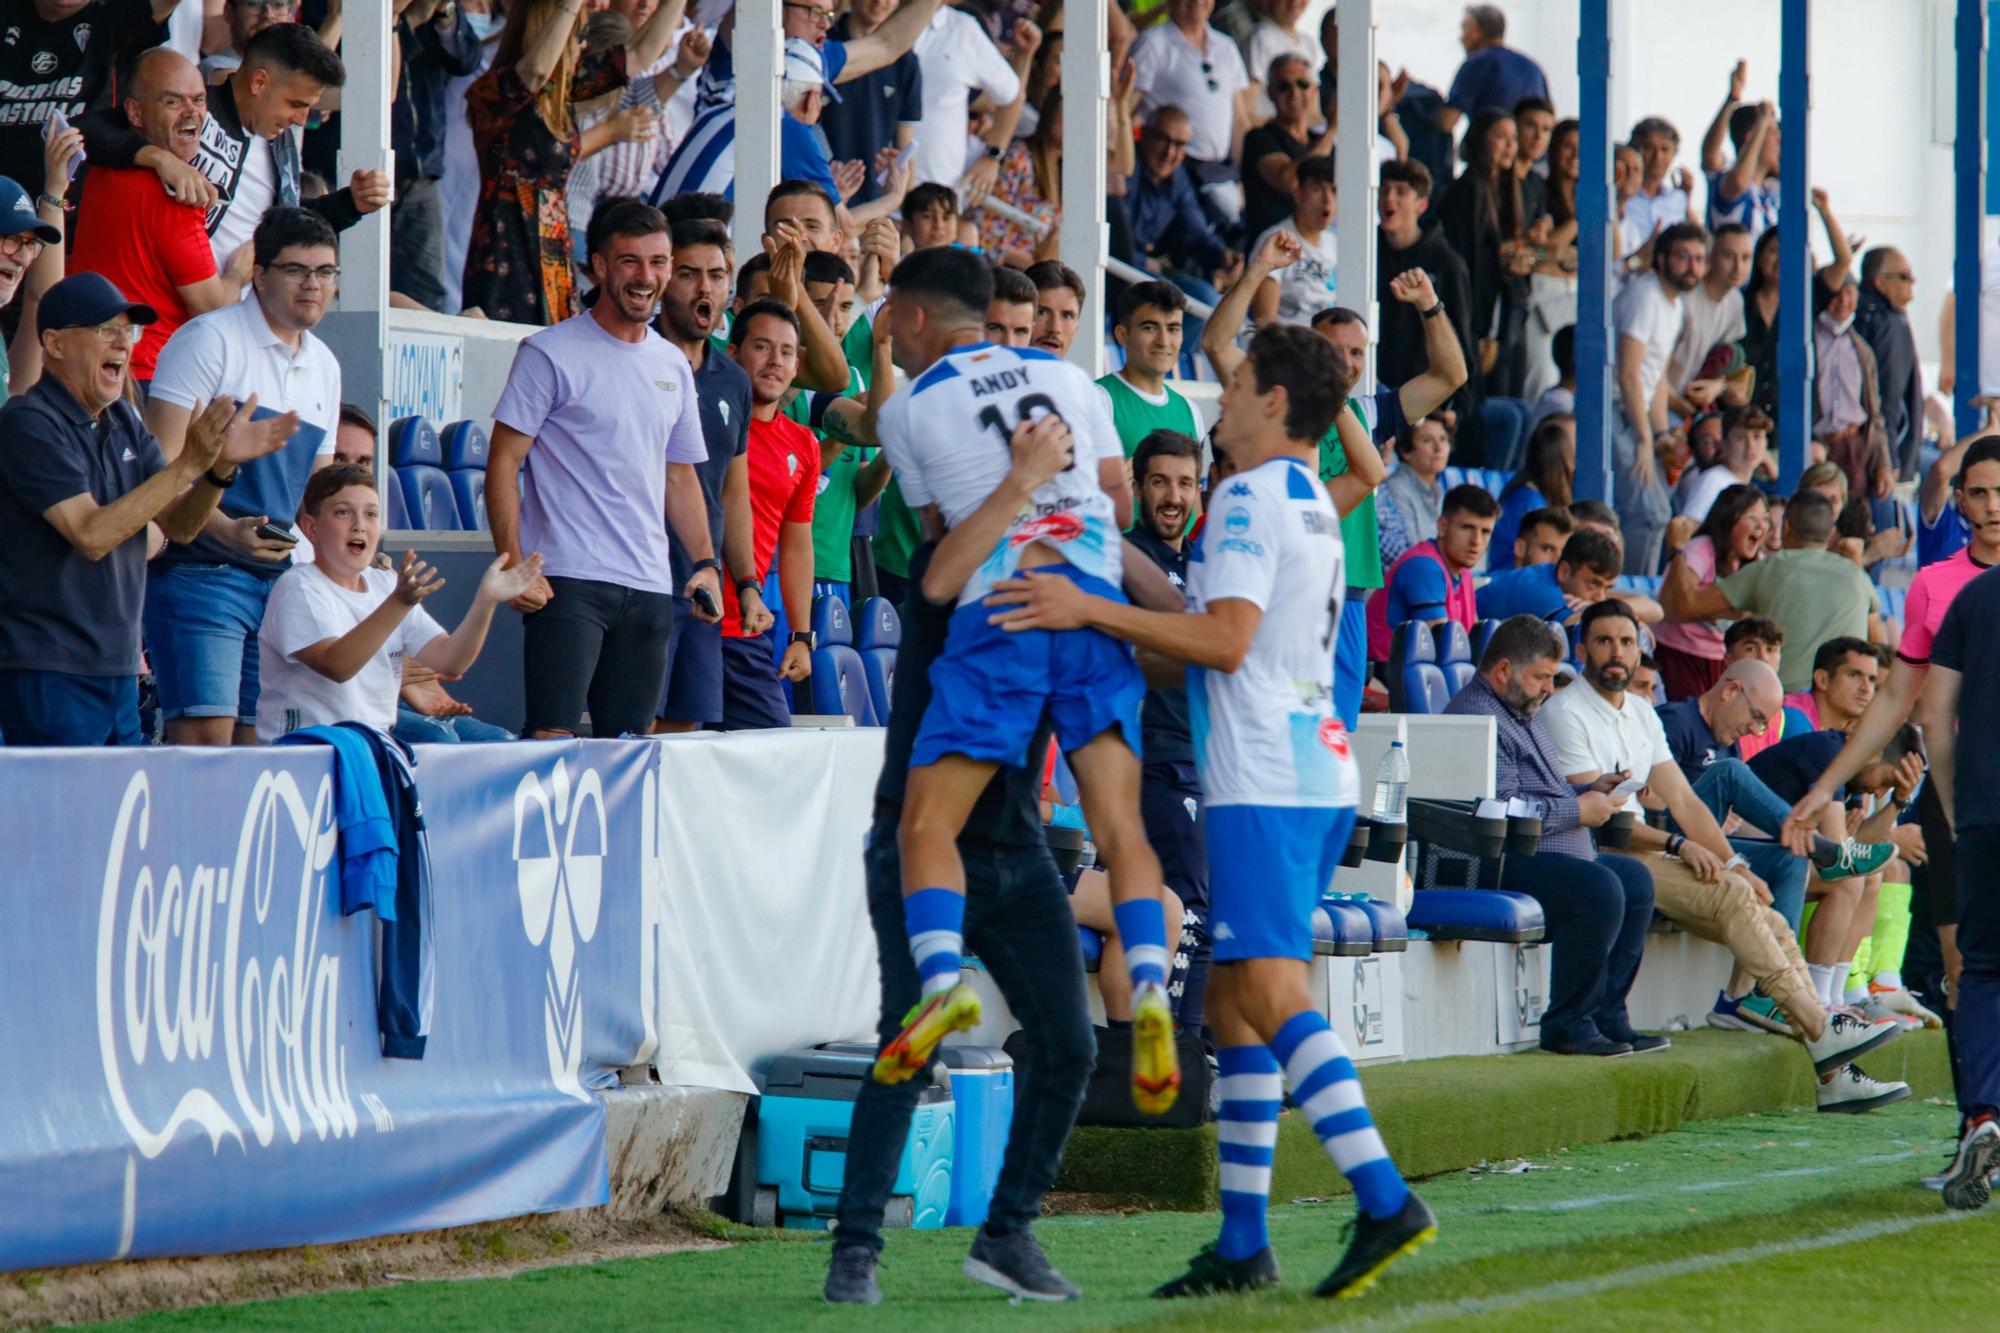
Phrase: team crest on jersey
[
  {"left": 73, "top": 22, "right": 90, "bottom": 51},
  {"left": 786, "top": 452, "right": 799, "bottom": 475},
  {"left": 2, "top": 27, "right": 18, "bottom": 46},
  {"left": 30, "top": 49, "right": 54, "bottom": 73},
  {"left": 1223, "top": 508, "right": 1250, "bottom": 535},
  {"left": 1317, "top": 717, "right": 1351, "bottom": 759},
  {"left": 718, "top": 401, "right": 730, "bottom": 424}
]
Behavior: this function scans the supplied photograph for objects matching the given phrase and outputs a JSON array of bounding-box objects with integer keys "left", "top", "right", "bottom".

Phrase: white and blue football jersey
[
  {"left": 876, "top": 342, "right": 1125, "bottom": 606},
  {"left": 1187, "top": 455, "right": 1360, "bottom": 809}
]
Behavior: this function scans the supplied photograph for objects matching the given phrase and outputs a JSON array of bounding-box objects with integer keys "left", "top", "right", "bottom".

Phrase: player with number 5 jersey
[
  {"left": 870, "top": 248, "right": 1182, "bottom": 1122},
  {"left": 985, "top": 322, "right": 1433, "bottom": 1305}
]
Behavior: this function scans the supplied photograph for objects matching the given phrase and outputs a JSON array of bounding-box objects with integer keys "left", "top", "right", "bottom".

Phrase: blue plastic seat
[
  {"left": 441, "top": 419, "right": 489, "bottom": 471},
  {"left": 398, "top": 464, "right": 462, "bottom": 531},
  {"left": 1077, "top": 924, "right": 1103, "bottom": 972},
  {"left": 449, "top": 468, "right": 488, "bottom": 530},
  {"left": 807, "top": 594, "right": 876, "bottom": 723},
  {"left": 854, "top": 596, "right": 900, "bottom": 723},
  {"left": 388, "top": 416, "right": 442, "bottom": 469},
  {"left": 1469, "top": 617, "right": 1498, "bottom": 667},
  {"left": 1434, "top": 619, "right": 1476, "bottom": 695},
  {"left": 383, "top": 466, "right": 410, "bottom": 528},
  {"left": 1405, "top": 889, "right": 1545, "bottom": 943},
  {"left": 1388, "top": 620, "right": 1449, "bottom": 714},
  {"left": 1311, "top": 900, "right": 1376, "bottom": 957},
  {"left": 1347, "top": 897, "right": 1409, "bottom": 952}
]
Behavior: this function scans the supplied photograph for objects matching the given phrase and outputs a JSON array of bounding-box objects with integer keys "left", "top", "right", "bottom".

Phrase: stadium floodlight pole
[
  {"left": 1955, "top": 0, "right": 1986, "bottom": 435},
  {"left": 1333, "top": 0, "right": 1378, "bottom": 396},
  {"left": 1060, "top": 0, "right": 1109, "bottom": 376},
  {"left": 1774, "top": 0, "right": 1810, "bottom": 492},
  {"left": 734, "top": 0, "right": 784, "bottom": 259},
  {"left": 333, "top": 0, "right": 392, "bottom": 482},
  {"left": 1572, "top": 0, "right": 1614, "bottom": 503}
]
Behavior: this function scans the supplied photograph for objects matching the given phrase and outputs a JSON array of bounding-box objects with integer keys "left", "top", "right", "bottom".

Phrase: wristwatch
[
  {"left": 1420, "top": 300, "right": 1444, "bottom": 320},
  {"left": 205, "top": 465, "right": 237, "bottom": 489},
  {"left": 983, "top": 143, "right": 1003, "bottom": 160},
  {"left": 736, "top": 577, "right": 763, "bottom": 599},
  {"left": 691, "top": 556, "right": 721, "bottom": 576},
  {"left": 789, "top": 630, "right": 817, "bottom": 650}
]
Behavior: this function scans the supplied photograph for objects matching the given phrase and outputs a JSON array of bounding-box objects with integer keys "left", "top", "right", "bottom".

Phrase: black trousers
[
  {"left": 1956, "top": 827, "right": 2000, "bottom": 1118},
  {"left": 833, "top": 815, "right": 1095, "bottom": 1251},
  {"left": 1499, "top": 851, "right": 1655, "bottom": 1045},
  {"left": 521, "top": 576, "right": 674, "bottom": 737}
]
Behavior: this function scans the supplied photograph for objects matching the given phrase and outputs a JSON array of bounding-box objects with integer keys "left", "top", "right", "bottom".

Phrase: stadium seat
[
  {"left": 1469, "top": 617, "right": 1498, "bottom": 666},
  {"left": 1387, "top": 620, "right": 1449, "bottom": 714},
  {"left": 808, "top": 595, "right": 877, "bottom": 724},
  {"left": 387, "top": 416, "right": 443, "bottom": 469},
  {"left": 441, "top": 420, "right": 489, "bottom": 471},
  {"left": 1346, "top": 896, "right": 1409, "bottom": 952},
  {"left": 398, "top": 465, "right": 463, "bottom": 531},
  {"left": 1311, "top": 900, "right": 1375, "bottom": 957},
  {"left": 449, "top": 468, "right": 488, "bottom": 530},
  {"left": 854, "top": 596, "right": 900, "bottom": 722},
  {"left": 1077, "top": 924, "right": 1102, "bottom": 972},
  {"left": 383, "top": 466, "right": 411, "bottom": 529},
  {"left": 1405, "top": 889, "right": 1546, "bottom": 943},
  {"left": 1434, "top": 619, "right": 1476, "bottom": 695}
]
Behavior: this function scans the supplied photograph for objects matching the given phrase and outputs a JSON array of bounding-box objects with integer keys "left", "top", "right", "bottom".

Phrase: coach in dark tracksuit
[{"left": 827, "top": 540, "right": 1096, "bottom": 1303}]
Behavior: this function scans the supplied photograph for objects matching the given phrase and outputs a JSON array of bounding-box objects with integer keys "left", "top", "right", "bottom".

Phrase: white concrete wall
[{"left": 1364, "top": 0, "right": 1964, "bottom": 361}]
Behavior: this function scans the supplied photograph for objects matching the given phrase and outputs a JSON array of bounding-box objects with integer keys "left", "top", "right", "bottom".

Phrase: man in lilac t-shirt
[{"left": 485, "top": 200, "right": 722, "bottom": 739}]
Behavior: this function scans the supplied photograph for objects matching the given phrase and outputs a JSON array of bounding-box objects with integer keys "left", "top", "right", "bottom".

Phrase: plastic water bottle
[{"left": 1371, "top": 741, "right": 1409, "bottom": 824}]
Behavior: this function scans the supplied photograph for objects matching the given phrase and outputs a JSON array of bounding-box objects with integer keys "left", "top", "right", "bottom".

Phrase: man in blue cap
[
  {"left": 0, "top": 272, "right": 298, "bottom": 745},
  {"left": 0, "top": 172, "right": 68, "bottom": 396}
]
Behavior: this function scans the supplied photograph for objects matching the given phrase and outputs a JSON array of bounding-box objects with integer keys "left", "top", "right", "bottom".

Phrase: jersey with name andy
[
  {"left": 1187, "top": 454, "right": 1360, "bottom": 809},
  {"left": 876, "top": 342, "right": 1125, "bottom": 606}
]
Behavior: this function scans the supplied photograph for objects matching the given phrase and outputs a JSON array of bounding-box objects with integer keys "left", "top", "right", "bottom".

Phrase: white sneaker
[
  {"left": 1858, "top": 994, "right": 1923, "bottom": 1033},
  {"left": 1868, "top": 985, "right": 1943, "bottom": 1029},
  {"left": 1816, "top": 1064, "right": 1912, "bottom": 1114},
  {"left": 1803, "top": 1010, "right": 1901, "bottom": 1077}
]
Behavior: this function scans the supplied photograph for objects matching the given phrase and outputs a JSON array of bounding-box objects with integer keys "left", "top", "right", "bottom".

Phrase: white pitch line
[{"left": 1330, "top": 1210, "right": 1978, "bottom": 1332}]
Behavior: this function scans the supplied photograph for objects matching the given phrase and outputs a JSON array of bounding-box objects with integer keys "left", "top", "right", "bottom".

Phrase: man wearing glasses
[
  {"left": 1130, "top": 0, "right": 1251, "bottom": 227},
  {"left": 1853, "top": 247, "right": 1925, "bottom": 482},
  {"left": 0, "top": 271, "right": 298, "bottom": 746},
  {"left": 140, "top": 207, "right": 343, "bottom": 747}
]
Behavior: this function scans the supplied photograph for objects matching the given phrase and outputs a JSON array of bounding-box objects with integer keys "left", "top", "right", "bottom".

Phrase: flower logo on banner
[{"left": 513, "top": 759, "right": 607, "bottom": 1103}]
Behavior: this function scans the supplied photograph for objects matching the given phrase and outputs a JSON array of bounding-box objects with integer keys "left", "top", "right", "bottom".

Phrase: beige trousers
[{"left": 1638, "top": 851, "right": 1826, "bottom": 1033}]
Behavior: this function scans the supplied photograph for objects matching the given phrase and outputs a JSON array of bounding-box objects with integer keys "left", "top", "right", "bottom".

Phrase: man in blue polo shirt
[
  {"left": 1433, "top": 5, "right": 1549, "bottom": 135},
  {"left": 0, "top": 274, "right": 297, "bottom": 745},
  {"left": 1476, "top": 528, "right": 1621, "bottom": 624}
]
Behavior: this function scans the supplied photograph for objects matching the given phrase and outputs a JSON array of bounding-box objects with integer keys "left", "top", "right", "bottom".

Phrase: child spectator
[
  {"left": 902, "top": 182, "right": 962, "bottom": 251},
  {"left": 256, "top": 464, "right": 544, "bottom": 740}
]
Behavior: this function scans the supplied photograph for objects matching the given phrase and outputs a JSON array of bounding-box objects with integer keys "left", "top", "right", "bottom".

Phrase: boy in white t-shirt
[
  {"left": 256, "top": 464, "right": 544, "bottom": 741},
  {"left": 1250, "top": 154, "right": 1338, "bottom": 325}
]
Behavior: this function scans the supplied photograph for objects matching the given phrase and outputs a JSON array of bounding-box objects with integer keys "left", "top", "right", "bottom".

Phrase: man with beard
[
  {"left": 652, "top": 217, "right": 765, "bottom": 733},
  {"left": 487, "top": 200, "right": 722, "bottom": 739},
  {"left": 1613, "top": 222, "right": 1707, "bottom": 574},
  {"left": 1444, "top": 614, "right": 1655, "bottom": 1056},
  {"left": 1126, "top": 428, "right": 1211, "bottom": 1028}
]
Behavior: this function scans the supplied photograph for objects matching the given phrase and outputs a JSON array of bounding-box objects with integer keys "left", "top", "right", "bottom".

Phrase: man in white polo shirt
[
  {"left": 1541, "top": 599, "right": 1909, "bottom": 1109},
  {"left": 1131, "top": 0, "right": 1250, "bottom": 225},
  {"left": 143, "top": 207, "right": 343, "bottom": 746},
  {"left": 486, "top": 199, "right": 723, "bottom": 741},
  {"left": 909, "top": 1, "right": 1021, "bottom": 198}
]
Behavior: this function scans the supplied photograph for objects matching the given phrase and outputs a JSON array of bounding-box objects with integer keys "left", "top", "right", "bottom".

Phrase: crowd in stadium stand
[{"left": 0, "top": 0, "right": 1988, "bottom": 1105}]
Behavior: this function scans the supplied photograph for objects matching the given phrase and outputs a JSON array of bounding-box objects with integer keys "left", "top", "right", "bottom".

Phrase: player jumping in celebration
[
  {"left": 988, "top": 323, "right": 1435, "bottom": 1300},
  {"left": 870, "top": 247, "right": 1181, "bottom": 1114}
]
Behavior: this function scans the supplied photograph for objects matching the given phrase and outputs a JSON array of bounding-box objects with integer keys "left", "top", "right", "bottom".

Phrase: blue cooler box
[
  {"left": 937, "top": 1045, "right": 1015, "bottom": 1227},
  {"left": 754, "top": 1043, "right": 954, "bottom": 1230}
]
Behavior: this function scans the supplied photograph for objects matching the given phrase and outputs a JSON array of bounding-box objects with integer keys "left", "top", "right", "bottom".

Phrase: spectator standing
[
  {"left": 910, "top": 2, "right": 1023, "bottom": 198},
  {"left": 1377, "top": 158, "right": 1478, "bottom": 446},
  {"left": 651, "top": 216, "right": 763, "bottom": 732},
  {"left": 438, "top": 0, "right": 504, "bottom": 314},
  {"left": 141, "top": 208, "right": 342, "bottom": 746},
  {"left": 201, "top": 0, "right": 303, "bottom": 81},
  {"left": 1488, "top": 411, "right": 1573, "bottom": 571},
  {"left": 654, "top": 37, "right": 859, "bottom": 213},
  {"left": 1124, "top": 108, "right": 1239, "bottom": 306},
  {"left": 1433, "top": 4, "right": 1547, "bottom": 136},
  {"left": 1814, "top": 278, "right": 1892, "bottom": 502},
  {"left": 821, "top": 0, "right": 923, "bottom": 207},
  {"left": 486, "top": 200, "right": 723, "bottom": 738},
  {"left": 1676, "top": 405, "right": 1770, "bottom": 524},
  {"left": 1130, "top": 0, "right": 1250, "bottom": 225},
  {"left": 1437, "top": 108, "right": 1530, "bottom": 404},
  {"left": 1854, "top": 247, "right": 1924, "bottom": 482},
  {"left": 1098, "top": 280, "right": 1200, "bottom": 458},
  {"left": 0, "top": 0, "right": 173, "bottom": 197},
  {"left": 1239, "top": 53, "right": 1332, "bottom": 243},
  {"left": 1702, "top": 78, "right": 1780, "bottom": 244},
  {"left": 978, "top": 86, "right": 1062, "bottom": 267},
  {"left": 1654, "top": 483, "right": 1768, "bottom": 700},
  {"left": 1664, "top": 222, "right": 1750, "bottom": 420},
  {"left": 1512, "top": 95, "right": 1555, "bottom": 224},
  {"left": 1611, "top": 223, "right": 1704, "bottom": 574},
  {"left": 70, "top": 50, "right": 249, "bottom": 387},
  {"left": 1247, "top": 153, "right": 1337, "bottom": 325},
  {"left": 718, "top": 298, "right": 817, "bottom": 728},
  {"left": 1443, "top": 615, "right": 1655, "bottom": 1056},
  {"left": 1662, "top": 491, "right": 1877, "bottom": 694},
  {"left": 1241, "top": 0, "right": 1321, "bottom": 121},
  {"left": 1622, "top": 117, "right": 1694, "bottom": 246},
  {"left": 391, "top": 0, "right": 494, "bottom": 311},
  {"left": 0, "top": 142, "right": 76, "bottom": 397},
  {"left": 0, "top": 274, "right": 295, "bottom": 745},
  {"left": 81, "top": 24, "right": 389, "bottom": 274},
  {"left": 1381, "top": 416, "right": 1450, "bottom": 545}
]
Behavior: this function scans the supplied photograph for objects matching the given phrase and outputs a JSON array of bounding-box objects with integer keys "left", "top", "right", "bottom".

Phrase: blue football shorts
[{"left": 1206, "top": 803, "right": 1357, "bottom": 963}]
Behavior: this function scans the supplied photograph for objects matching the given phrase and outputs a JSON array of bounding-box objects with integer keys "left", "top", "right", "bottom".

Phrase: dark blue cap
[
  {"left": 37, "top": 272, "right": 158, "bottom": 336},
  {"left": 0, "top": 176, "right": 61, "bottom": 244}
]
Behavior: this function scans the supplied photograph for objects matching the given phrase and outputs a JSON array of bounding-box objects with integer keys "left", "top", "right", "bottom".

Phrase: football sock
[
  {"left": 1270, "top": 1010, "right": 1409, "bottom": 1220},
  {"left": 1214, "top": 1045, "right": 1282, "bottom": 1260},
  {"left": 1869, "top": 881, "right": 1913, "bottom": 991},
  {"left": 1832, "top": 962, "right": 1853, "bottom": 1007},
  {"left": 904, "top": 888, "right": 965, "bottom": 999},
  {"left": 1850, "top": 935, "right": 1874, "bottom": 994},
  {"left": 1113, "top": 897, "right": 1170, "bottom": 992},
  {"left": 1809, "top": 963, "right": 1835, "bottom": 1007}
]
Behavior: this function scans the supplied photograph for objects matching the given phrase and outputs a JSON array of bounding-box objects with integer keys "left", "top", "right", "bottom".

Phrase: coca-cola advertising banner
[{"left": 0, "top": 729, "right": 884, "bottom": 1272}]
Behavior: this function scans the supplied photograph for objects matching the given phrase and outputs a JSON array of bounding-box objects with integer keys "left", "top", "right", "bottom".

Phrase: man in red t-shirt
[
  {"left": 70, "top": 49, "right": 249, "bottom": 384},
  {"left": 719, "top": 298, "right": 818, "bottom": 729}
]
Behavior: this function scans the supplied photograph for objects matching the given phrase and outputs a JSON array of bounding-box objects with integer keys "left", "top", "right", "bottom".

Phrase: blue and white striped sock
[
  {"left": 904, "top": 887, "right": 965, "bottom": 999},
  {"left": 1269, "top": 1010, "right": 1409, "bottom": 1220},
  {"left": 1112, "top": 896, "right": 1170, "bottom": 991},
  {"left": 1215, "top": 1045, "right": 1282, "bottom": 1260}
]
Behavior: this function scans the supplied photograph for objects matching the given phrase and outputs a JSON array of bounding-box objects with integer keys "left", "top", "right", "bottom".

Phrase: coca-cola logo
[{"left": 96, "top": 770, "right": 363, "bottom": 1162}]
